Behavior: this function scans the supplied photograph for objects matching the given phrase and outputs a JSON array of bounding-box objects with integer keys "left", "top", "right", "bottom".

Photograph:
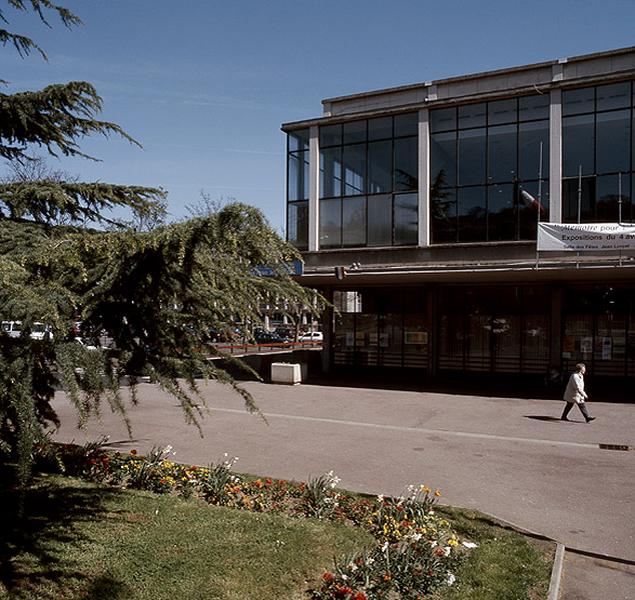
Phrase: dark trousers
[{"left": 561, "top": 401, "right": 592, "bottom": 421}]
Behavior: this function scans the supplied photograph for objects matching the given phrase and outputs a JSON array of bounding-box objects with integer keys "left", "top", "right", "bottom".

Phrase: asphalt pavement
[{"left": 50, "top": 380, "right": 635, "bottom": 598}]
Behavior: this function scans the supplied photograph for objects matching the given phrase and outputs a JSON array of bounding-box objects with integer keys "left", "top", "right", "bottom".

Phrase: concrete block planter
[{"left": 271, "top": 362, "right": 302, "bottom": 385}]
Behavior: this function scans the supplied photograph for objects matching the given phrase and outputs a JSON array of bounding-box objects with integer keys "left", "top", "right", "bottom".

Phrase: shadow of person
[{"left": 523, "top": 415, "right": 570, "bottom": 423}]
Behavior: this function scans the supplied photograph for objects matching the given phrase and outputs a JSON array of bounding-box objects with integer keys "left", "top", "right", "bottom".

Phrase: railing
[{"left": 210, "top": 340, "right": 323, "bottom": 356}]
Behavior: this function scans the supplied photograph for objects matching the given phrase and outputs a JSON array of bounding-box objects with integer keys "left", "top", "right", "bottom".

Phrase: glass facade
[
  {"left": 562, "top": 81, "right": 634, "bottom": 223},
  {"left": 286, "top": 79, "right": 635, "bottom": 248},
  {"left": 287, "top": 129, "right": 310, "bottom": 249},
  {"left": 319, "top": 113, "right": 418, "bottom": 248},
  {"left": 430, "top": 95, "right": 550, "bottom": 243},
  {"left": 562, "top": 286, "right": 635, "bottom": 377},
  {"left": 331, "top": 284, "right": 635, "bottom": 378},
  {"left": 332, "top": 288, "right": 430, "bottom": 369},
  {"left": 437, "top": 286, "right": 550, "bottom": 374}
]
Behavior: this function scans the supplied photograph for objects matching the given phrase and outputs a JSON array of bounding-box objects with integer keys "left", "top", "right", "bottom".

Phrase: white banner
[{"left": 537, "top": 222, "right": 635, "bottom": 251}]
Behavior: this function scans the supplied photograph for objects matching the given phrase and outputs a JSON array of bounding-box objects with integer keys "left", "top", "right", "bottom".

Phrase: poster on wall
[
  {"left": 405, "top": 331, "right": 428, "bottom": 345},
  {"left": 563, "top": 336, "right": 575, "bottom": 353},
  {"left": 538, "top": 223, "right": 635, "bottom": 251},
  {"left": 601, "top": 337, "right": 612, "bottom": 360},
  {"left": 580, "top": 337, "right": 593, "bottom": 354}
]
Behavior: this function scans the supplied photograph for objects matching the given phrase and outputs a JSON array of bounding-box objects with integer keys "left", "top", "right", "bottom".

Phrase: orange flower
[
  {"left": 130, "top": 449, "right": 137, "bottom": 456},
  {"left": 353, "top": 593, "right": 367, "bottom": 600}
]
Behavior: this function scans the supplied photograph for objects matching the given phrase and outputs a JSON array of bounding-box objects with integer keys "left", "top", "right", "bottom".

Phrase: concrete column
[
  {"left": 308, "top": 125, "right": 320, "bottom": 251},
  {"left": 549, "top": 89, "right": 563, "bottom": 223},
  {"left": 550, "top": 286, "right": 562, "bottom": 370},
  {"left": 418, "top": 108, "right": 431, "bottom": 246},
  {"left": 321, "top": 287, "right": 333, "bottom": 374}
]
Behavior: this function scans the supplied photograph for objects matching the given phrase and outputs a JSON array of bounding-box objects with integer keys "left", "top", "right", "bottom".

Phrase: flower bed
[{"left": 37, "top": 441, "right": 477, "bottom": 599}]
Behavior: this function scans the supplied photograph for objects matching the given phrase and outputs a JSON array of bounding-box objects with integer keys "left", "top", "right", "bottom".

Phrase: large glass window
[
  {"left": 562, "top": 285, "right": 635, "bottom": 377},
  {"left": 367, "top": 194, "right": 392, "bottom": 246},
  {"left": 319, "top": 198, "right": 341, "bottom": 248},
  {"left": 431, "top": 94, "right": 550, "bottom": 244},
  {"left": 342, "top": 196, "right": 366, "bottom": 246},
  {"left": 438, "top": 285, "right": 551, "bottom": 374},
  {"left": 318, "top": 113, "right": 418, "bottom": 248},
  {"left": 286, "top": 129, "right": 310, "bottom": 249},
  {"left": 287, "top": 201, "right": 308, "bottom": 249},
  {"left": 562, "top": 81, "right": 634, "bottom": 223},
  {"left": 394, "top": 193, "right": 418, "bottom": 245}
]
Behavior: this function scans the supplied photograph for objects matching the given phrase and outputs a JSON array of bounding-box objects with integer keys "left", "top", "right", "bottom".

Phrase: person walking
[{"left": 561, "top": 363, "right": 596, "bottom": 423}]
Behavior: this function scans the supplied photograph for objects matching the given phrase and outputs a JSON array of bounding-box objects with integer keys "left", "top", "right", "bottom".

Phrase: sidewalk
[{"left": 51, "top": 380, "right": 635, "bottom": 596}]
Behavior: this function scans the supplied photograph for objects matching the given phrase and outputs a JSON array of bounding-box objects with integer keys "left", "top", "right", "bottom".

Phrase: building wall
[{"left": 282, "top": 48, "right": 635, "bottom": 382}]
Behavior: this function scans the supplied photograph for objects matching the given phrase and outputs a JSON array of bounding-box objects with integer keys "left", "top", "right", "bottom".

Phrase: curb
[{"left": 548, "top": 544, "right": 565, "bottom": 600}]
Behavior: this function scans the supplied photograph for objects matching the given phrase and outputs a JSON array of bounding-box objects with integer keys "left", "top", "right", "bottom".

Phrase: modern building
[{"left": 282, "top": 47, "right": 635, "bottom": 389}]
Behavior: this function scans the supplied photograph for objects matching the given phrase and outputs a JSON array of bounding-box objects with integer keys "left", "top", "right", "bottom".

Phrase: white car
[
  {"left": 298, "top": 331, "right": 323, "bottom": 342},
  {"left": 1, "top": 321, "right": 53, "bottom": 341}
]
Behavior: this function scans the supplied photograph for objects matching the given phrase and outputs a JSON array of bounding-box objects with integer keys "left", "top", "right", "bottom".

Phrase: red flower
[
  {"left": 130, "top": 449, "right": 137, "bottom": 456},
  {"left": 322, "top": 572, "right": 335, "bottom": 583},
  {"left": 353, "top": 593, "right": 367, "bottom": 600}
]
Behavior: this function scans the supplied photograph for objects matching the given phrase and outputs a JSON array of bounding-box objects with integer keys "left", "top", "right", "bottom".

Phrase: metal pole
[
  {"left": 577, "top": 165, "right": 582, "bottom": 224},
  {"left": 535, "top": 141, "right": 543, "bottom": 268},
  {"left": 576, "top": 165, "right": 582, "bottom": 269},
  {"left": 618, "top": 172, "right": 623, "bottom": 266},
  {"left": 618, "top": 172, "right": 623, "bottom": 224}
]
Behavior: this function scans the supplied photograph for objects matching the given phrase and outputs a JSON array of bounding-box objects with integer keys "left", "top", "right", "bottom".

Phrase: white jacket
[{"left": 563, "top": 372, "right": 587, "bottom": 404}]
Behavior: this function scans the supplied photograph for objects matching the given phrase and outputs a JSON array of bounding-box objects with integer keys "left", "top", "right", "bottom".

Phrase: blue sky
[{"left": 3, "top": 0, "right": 635, "bottom": 233}]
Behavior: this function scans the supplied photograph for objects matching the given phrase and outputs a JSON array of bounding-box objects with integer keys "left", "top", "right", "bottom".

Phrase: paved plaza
[{"left": 51, "top": 380, "right": 635, "bottom": 598}]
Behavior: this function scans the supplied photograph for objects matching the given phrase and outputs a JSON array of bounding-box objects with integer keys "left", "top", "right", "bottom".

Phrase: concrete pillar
[
  {"left": 550, "top": 286, "right": 562, "bottom": 370},
  {"left": 321, "top": 287, "right": 333, "bottom": 373},
  {"left": 308, "top": 125, "right": 320, "bottom": 251},
  {"left": 427, "top": 285, "right": 437, "bottom": 375},
  {"left": 418, "top": 108, "right": 431, "bottom": 246},
  {"left": 549, "top": 89, "right": 563, "bottom": 223}
]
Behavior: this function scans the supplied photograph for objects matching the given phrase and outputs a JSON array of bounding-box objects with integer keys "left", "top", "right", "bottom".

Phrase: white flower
[
  {"left": 381, "top": 541, "right": 390, "bottom": 553},
  {"left": 443, "top": 546, "right": 451, "bottom": 556},
  {"left": 341, "top": 574, "right": 348, "bottom": 581},
  {"left": 377, "top": 494, "right": 384, "bottom": 502},
  {"left": 410, "top": 533, "right": 422, "bottom": 542},
  {"left": 462, "top": 541, "right": 478, "bottom": 549},
  {"left": 447, "top": 573, "right": 456, "bottom": 586},
  {"left": 430, "top": 541, "right": 438, "bottom": 548}
]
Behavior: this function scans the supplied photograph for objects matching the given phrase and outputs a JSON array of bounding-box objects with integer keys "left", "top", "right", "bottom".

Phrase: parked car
[
  {"left": 253, "top": 330, "right": 287, "bottom": 345},
  {"left": 73, "top": 336, "right": 99, "bottom": 351},
  {"left": 298, "top": 331, "right": 323, "bottom": 342},
  {"left": 274, "top": 327, "right": 295, "bottom": 342},
  {"left": 1, "top": 320, "right": 53, "bottom": 341}
]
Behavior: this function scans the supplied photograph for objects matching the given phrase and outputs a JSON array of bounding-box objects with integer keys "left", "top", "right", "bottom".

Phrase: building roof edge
[{"left": 319, "top": 45, "right": 635, "bottom": 106}]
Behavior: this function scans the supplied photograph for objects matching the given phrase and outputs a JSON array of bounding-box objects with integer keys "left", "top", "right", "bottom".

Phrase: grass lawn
[
  {"left": 433, "top": 506, "right": 553, "bottom": 600},
  {"left": 0, "top": 473, "right": 372, "bottom": 600},
  {"left": 0, "top": 469, "right": 553, "bottom": 599}
]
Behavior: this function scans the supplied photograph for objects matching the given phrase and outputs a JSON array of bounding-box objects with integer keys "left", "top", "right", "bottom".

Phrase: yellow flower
[
  {"left": 434, "top": 489, "right": 442, "bottom": 497},
  {"left": 448, "top": 538, "right": 459, "bottom": 547}
]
